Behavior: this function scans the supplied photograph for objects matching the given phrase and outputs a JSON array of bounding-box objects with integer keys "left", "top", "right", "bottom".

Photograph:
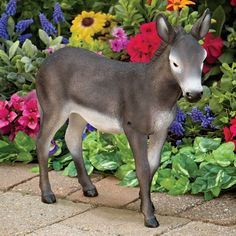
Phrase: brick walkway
[{"left": 1, "top": 164, "right": 236, "bottom": 235}]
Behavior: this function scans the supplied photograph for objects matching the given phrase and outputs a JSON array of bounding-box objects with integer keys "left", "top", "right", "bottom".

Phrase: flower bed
[{"left": 0, "top": 0, "right": 236, "bottom": 200}]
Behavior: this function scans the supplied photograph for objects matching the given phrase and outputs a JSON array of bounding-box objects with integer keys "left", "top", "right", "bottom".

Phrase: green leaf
[
  {"left": 22, "top": 39, "right": 38, "bottom": 58},
  {"left": 31, "top": 165, "right": 39, "bottom": 173},
  {"left": 193, "top": 137, "right": 221, "bottom": 154},
  {"left": 212, "top": 6, "right": 225, "bottom": 36},
  {"left": 63, "top": 161, "right": 77, "bottom": 177},
  {"left": 115, "top": 163, "right": 135, "bottom": 180},
  {"left": 17, "top": 152, "right": 33, "bottom": 163},
  {"left": 9, "top": 41, "right": 19, "bottom": 59},
  {"left": 192, "top": 177, "right": 207, "bottom": 194},
  {"left": 84, "top": 158, "right": 94, "bottom": 175},
  {"left": 212, "top": 142, "right": 235, "bottom": 167},
  {"left": 39, "top": 29, "right": 50, "bottom": 47},
  {"left": 7, "top": 16, "right": 15, "bottom": 37},
  {"left": 0, "top": 140, "right": 9, "bottom": 148},
  {"left": 119, "top": 170, "right": 138, "bottom": 187},
  {"left": 14, "top": 131, "right": 36, "bottom": 153},
  {"left": 0, "top": 50, "right": 10, "bottom": 64},
  {"left": 52, "top": 160, "right": 63, "bottom": 171},
  {"left": 169, "top": 176, "right": 190, "bottom": 195}
]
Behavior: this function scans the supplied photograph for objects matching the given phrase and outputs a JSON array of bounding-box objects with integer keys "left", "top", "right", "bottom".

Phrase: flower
[
  {"left": 101, "top": 13, "right": 116, "bottom": 35},
  {"left": 0, "top": 13, "right": 9, "bottom": 40},
  {"left": 169, "top": 120, "right": 185, "bottom": 136},
  {"left": 49, "top": 140, "right": 58, "bottom": 156},
  {"left": 18, "top": 112, "right": 38, "bottom": 130},
  {"left": 19, "top": 33, "right": 32, "bottom": 44},
  {"left": 62, "top": 37, "right": 69, "bottom": 44},
  {"left": 22, "top": 99, "right": 39, "bottom": 118},
  {"left": 190, "top": 107, "right": 204, "bottom": 123},
  {"left": 86, "top": 123, "right": 96, "bottom": 132},
  {"left": 224, "top": 127, "right": 236, "bottom": 150},
  {"left": 5, "top": 0, "right": 17, "bottom": 16},
  {"left": 167, "top": 0, "right": 196, "bottom": 11},
  {"left": 39, "top": 13, "right": 57, "bottom": 35},
  {"left": 203, "top": 32, "right": 224, "bottom": 64},
  {"left": 70, "top": 11, "right": 106, "bottom": 42},
  {"left": 53, "top": 2, "right": 65, "bottom": 24},
  {"left": 112, "top": 27, "right": 127, "bottom": 40},
  {"left": 16, "top": 19, "right": 34, "bottom": 33},
  {"left": 230, "top": 0, "right": 236, "bottom": 7},
  {"left": 127, "top": 22, "right": 161, "bottom": 62},
  {"left": 0, "top": 107, "right": 17, "bottom": 129},
  {"left": 10, "top": 93, "right": 25, "bottom": 111}
]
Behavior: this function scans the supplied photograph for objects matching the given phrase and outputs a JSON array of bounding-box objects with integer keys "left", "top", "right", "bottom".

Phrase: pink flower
[
  {"left": 231, "top": 0, "right": 236, "bottom": 7},
  {"left": 0, "top": 107, "right": 17, "bottom": 129},
  {"left": 18, "top": 112, "right": 38, "bottom": 130},
  {"left": 112, "top": 27, "right": 127, "bottom": 40},
  {"left": 10, "top": 93, "right": 25, "bottom": 111},
  {"left": 23, "top": 99, "right": 39, "bottom": 117},
  {"left": 0, "top": 100, "right": 8, "bottom": 109}
]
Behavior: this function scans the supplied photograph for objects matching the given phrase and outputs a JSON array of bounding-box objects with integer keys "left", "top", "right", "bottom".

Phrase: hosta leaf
[{"left": 9, "top": 41, "right": 19, "bottom": 60}]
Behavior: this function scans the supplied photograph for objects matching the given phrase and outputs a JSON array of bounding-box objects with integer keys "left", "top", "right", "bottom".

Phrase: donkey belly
[{"left": 69, "top": 103, "right": 123, "bottom": 133}]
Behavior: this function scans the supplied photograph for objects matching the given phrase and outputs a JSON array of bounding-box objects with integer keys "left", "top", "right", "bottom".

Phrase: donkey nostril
[
  {"left": 186, "top": 92, "right": 191, "bottom": 97},
  {"left": 200, "top": 91, "right": 203, "bottom": 96}
]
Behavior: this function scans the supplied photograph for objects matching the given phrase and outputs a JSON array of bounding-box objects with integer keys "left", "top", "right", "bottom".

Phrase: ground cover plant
[{"left": 0, "top": 0, "right": 236, "bottom": 200}]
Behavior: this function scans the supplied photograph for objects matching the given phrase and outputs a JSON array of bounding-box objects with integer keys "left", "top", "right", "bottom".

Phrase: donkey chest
[{"left": 153, "top": 109, "right": 176, "bottom": 131}]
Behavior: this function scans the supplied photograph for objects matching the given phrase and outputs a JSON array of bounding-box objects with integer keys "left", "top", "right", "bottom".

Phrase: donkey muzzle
[{"left": 185, "top": 91, "right": 203, "bottom": 103}]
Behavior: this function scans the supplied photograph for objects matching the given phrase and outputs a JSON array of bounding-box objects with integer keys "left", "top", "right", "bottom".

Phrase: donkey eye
[{"left": 173, "top": 62, "right": 179, "bottom": 67}]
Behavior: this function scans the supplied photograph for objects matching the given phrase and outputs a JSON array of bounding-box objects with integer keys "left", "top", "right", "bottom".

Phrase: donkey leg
[
  {"left": 124, "top": 125, "right": 159, "bottom": 228},
  {"left": 147, "top": 129, "right": 168, "bottom": 211},
  {"left": 65, "top": 113, "right": 98, "bottom": 197},
  {"left": 37, "top": 111, "right": 68, "bottom": 204}
]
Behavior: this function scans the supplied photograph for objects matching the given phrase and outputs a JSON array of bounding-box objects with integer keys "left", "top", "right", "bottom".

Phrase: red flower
[
  {"left": 202, "top": 32, "right": 224, "bottom": 64},
  {"left": 127, "top": 22, "right": 161, "bottom": 63},
  {"left": 223, "top": 116, "right": 236, "bottom": 151},
  {"left": 230, "top": 0, "right": 236, "bottom": 7},
  {"left": 147, "top": 0, "right": 152, "bottom": 5},
  {"left": 202, "top": 64, "right": 211, "bottom": 74}
]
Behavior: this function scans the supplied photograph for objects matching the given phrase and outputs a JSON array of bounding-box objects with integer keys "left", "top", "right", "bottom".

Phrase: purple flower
[
  {"left": 112, "top": 27, "right": 127, "bottom": 40},
  {"left": 189, "top": 107, "right": 204, "bottom": 123},
  {"left": 82, "top": 132, "right": 87, "bottom": 140},
  {"left": 5, "top": 0, "right": 17, "bottom": 16},
  {"left": 53, "top": 2, "right": 65, "bottom": 24},
  {"left": 169, "top": 121, "right": 185, "bottom": 136},
  {"left": 110, "top": 39, "right": 124, "bottom": 52},
  {"left": 175, "top": 107, "right": 186, "bottom": 122},
  {"left": 86, "top": 123, "right": 96, "bottom": 132},
  {"left": 39, "top": 13, "right": 57, "bottom": 36},
  {"left": 0, "top": 13, "right": 9, "bottom": 40},
  {"left": 176, "top": 140, "right": 182, "bottom": 146},
  {"left": 19, "top": 33, "right": 32, "bottom": 44},
  {"left": 49, "top": 140, "right": 58, "bottom": 156},
  {"left": 62, "top": 37, "right": 69, "bottom": 44},
  {"left": 16, "top": 19, "right": 34, "bottom": 33}
]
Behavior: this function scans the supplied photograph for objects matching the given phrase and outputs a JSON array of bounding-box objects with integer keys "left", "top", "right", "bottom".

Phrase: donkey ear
[
  {"left": 156, "top": 13, "right": 175, "bottom": 43},
  {"left": 191, "top": 9, "right": 211, "bottom": 40}
]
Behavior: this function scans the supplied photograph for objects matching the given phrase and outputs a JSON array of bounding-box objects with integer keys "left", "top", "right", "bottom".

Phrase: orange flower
[{"left": 167, "top": 0, "right": 196, "bottom": 11}]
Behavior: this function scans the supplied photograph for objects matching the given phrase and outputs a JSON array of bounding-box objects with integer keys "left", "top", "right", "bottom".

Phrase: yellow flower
[
  {"left": 100, "top": 14, "right": 117, "bottom": 35},
  {"left": 167, "top": 0, "right": 196, "bottom": 11},
  {"left": 70, "top": 11, "right": 106, "bottom": 42}
]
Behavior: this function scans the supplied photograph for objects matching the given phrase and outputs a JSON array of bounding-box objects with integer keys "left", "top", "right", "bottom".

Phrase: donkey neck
[{"left": 146, "top": 44, "right": 182, "bottom": 109}]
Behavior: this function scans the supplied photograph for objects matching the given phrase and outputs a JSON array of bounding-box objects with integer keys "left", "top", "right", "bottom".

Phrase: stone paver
[
  {"left": 0, "top": 164, "right": 38, "bottom": 191},
  {"left": 59, "top": 206, "right": 190, "bottom": 236},
  {"left": 0, "top": 191, "right": 92, "bottom": 235},
  {"left": 127, "top": 192, "right": 204, "bottom": 216},
  {"left": 179, "top": 195, "right": 236, "bottom": 226},
  {"left": 67, "top": 176, "right": 139, "bottom": 207},
  {"left": 162, "top": 221, "right": 236, "bottom": 236},
  {"left": 12, "top": 171, "right": 103, "bottom": 198}
]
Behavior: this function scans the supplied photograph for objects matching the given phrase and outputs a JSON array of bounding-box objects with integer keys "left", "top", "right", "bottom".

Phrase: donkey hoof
[
  {"left": 42, "top": 193, "right": 56, "bottom": 204},
  {"left": 144, "top": 216, "right": 159, "bottom": 228},
  {"left": 83, "top": 188, "right": 98, "bottom": 197}
]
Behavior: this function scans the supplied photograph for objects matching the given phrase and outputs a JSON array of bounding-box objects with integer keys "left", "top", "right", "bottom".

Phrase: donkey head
[{"left": 156, "top": 9, "right": 211, "bottom": 103}]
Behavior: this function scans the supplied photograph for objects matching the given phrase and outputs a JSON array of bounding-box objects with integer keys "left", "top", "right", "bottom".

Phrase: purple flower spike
[
  {"left": 0, "top": 13, "right": 9, "bottom": 40},
  {"left": 86, "top": 123, "right": 96, "bottom": 132},
  {"left": 62, "top": 37, "right": 69, "bottom": 44},
  {"left": 53, "top": 2, "right": 65, "bottom": 24},
  {"left": 16, "top": 19, "right": 34, "bottom": 33},
  {"left": 169, "top": 121, "right": 185, "bottom": 136},
  {"left": 39, "top": 13, "right": 57, "bottom": 36},
  {"left": 19, "top": 33, "right": 32, "bottom": 44},
  {"left": 5, "top": 0, "right": 17, "bottom": 16},
  {"left": 189, "top": 107, "right": 204, "bottom": 123},
  {"left": 49, "top": 140, "right": 58, "bottom": 156}
]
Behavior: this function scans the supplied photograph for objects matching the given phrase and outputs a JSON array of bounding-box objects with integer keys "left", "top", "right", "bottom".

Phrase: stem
[{"left": 57, "top": 23, "right": 61, "bottom": 36}]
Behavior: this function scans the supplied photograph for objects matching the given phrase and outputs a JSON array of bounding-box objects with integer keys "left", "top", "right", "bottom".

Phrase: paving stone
[
  {"left": 127, "top": 192, "right": 204, "bottom": 216},
  {"left": 179, "top": 196, "right": 236, "bottom": 226},
  {"left": 0, "top": 164, "right": 38, "bottom": 191},
  {"left": 12, "top": 171, "right": 103, "bottom": 198},
  {"left": 67, "top": 176, "right": 139, "bottom": 207},
  {"left": 60, "top": 207, "right": 190, "bottom": 236},
  {"left": 29, "top": 224, "right": 103, "bottom": 236},
  {"left": 162, "top": 221, "right": 236, "bottom": 236},
  {"left": 0, "top": 192, "right": 92, "bottom": 235}
]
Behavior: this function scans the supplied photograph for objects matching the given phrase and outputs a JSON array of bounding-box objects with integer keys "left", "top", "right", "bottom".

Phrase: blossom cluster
[
  {"left": 169, "top": 107, "right": 186, "bottom": 137},
  {"left": 109, "top": 27, "right": 129, "bottom": 52},
  {"left": 224, "top": 117, "right": 236, "bottom": 151},
  {"left": 127, "top": 21, "right": 161, "bottom": 62},
  {"left": 0, "top": 91, "right": 40, "bottom": 140}
]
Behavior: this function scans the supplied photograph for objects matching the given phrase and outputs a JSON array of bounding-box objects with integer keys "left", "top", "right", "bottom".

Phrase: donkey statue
[{"left": 36, "top": 9, "right": 211, "bottom": 228}]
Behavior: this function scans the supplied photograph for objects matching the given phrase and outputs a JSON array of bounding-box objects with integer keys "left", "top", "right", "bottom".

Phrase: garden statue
[{"left": 36, "top": 9, "right": 211, "bottom": 228}]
